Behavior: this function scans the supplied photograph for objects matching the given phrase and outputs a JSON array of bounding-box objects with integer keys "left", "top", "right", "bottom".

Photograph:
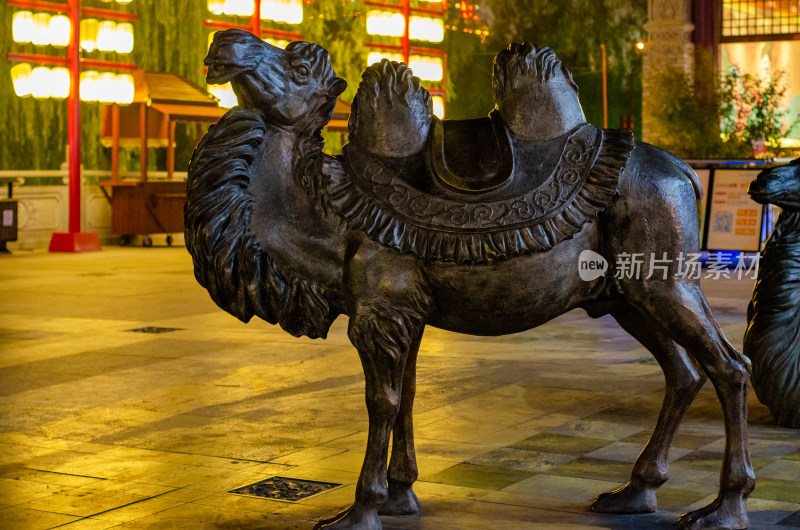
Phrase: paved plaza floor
[{"left": 1, "top": 246, "right": 799, "bottom": 529}]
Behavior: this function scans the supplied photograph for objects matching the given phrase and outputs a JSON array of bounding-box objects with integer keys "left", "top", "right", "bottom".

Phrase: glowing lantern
[
  {"left": 31, "top": 12, "right": 51, "bottom": 46},
  {"left": 432, "top": 95, "right": 444, "bottom": 118},
  {"left": 98, "top": 72, "right": 117, "bottom": 102},
  {"left": 261, "top": 0, "right": 303, "bottom": 24},
  {"left": 367, "top": 52, "right": 405, "bottom": 66},
  {"left": 115, "top": 74, "right": 135, "bottom": 104},
  {"left": 30, "top": 67, "right": 52, "bottom": 98},
  {"left": 409, "top": 55, "right": 443, "bottom": 82},
  {"left": 97, "top": 21, "right": 117, "bottom": 52},
  {"left": 212, "top": 0, "right": 253, "bottom": 16},
  {"left": 116, "top": 0, "right": 133, "bottom": 4},
  {"left": 115, "top": 23, "right": 134, "bottom": 53},
  {"left": 209, "top": 82, "right": 238, "bottom": 108},
  {"left": 11, "top": 63, "right": 33, "bottom": 97},
  {"left": 80, "top": 18, "right": 100, "bottom": 51},
  {"left": 50, "top": 68, "right": 71, "bottom": 99},
  {"left": 409, "top": 17, "right": 444, "bottom": 43},
  {"left": 208, "top": 0, "right": 225, "bottom": 15},
  {"left": 263, "top": 37, "right": 289, "bottom": 49},
  {"left": 366, "top": 11, "right": 406, "bottom": 37},
  {"left": 49, "top": 15, "right": 71, "bottom": 47},
  {"left": 12, "top": 11, "right": 34, "bottom": 43},
  {"left": 80, "top": 71, "right": 100, "bottom": 101}
]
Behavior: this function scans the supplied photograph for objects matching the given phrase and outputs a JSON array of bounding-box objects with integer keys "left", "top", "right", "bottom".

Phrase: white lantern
[
  {"left": 48, "top": 15, "right": 72, "bottom": 47},
  {"left": 116, "top": 74, "right": 135, "bottom": 104},
  {"left": 12, "top": 11, "right": 34, "bottom": 43},
  {"left": 366, "top": 11, "right": 406, "bottom": 37},
  {"left": 208, "top": 0, "right": 225, "bottom": 15},
  {"left": 30, "top": 67, "right": 52, "bottom": 98},
  {"left": 263, "top": 37, "right": 289, "bottom": 49},
  {"left": 11, "top": 63, "right": 33, "bottom": 97},
  {"left": 50, "top": 68, "right": 71, "bottom": 99},
  {"left": 80, "top": 71, "right": 100, "bottom": 101},
  {"left": 367, "top": 52, "right": 405, "bottom": 67},
  {"left": 98, "top": 72, "right": 117, "bottom": 102},
  {"left": 115, "top": 23, "right": 134, "bottom": 53},
  {"left": 80, "top": 18, "right": 100, "bottom": 52},
  {"left": 409, "top": 55, "right": 443, "bottom": 82},
  {"left": 97, "top": 21, "right": 117, "bottom": 52},
  {"left": 409, "top": 16, "right": 444, "bottom": 43},
  {"left": 431, "top": 95, "right": 444, "bottom": 118},
  {"left": 116, "top": 0, "right": 133, "bottom": 4},
  {"left": 208, "top": 82, "right": 238, "bottom": 108},
  {"left": 31, "top": 12, "right": 51, "bottom": 46},
  {"left": 261, "top": 0, "right": 303, "bottom": 25}
]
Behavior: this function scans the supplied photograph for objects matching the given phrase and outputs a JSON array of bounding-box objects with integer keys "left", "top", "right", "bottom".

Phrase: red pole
[
  {"left": 401, "top": 0, "right": 410, "bottom": 63},
  {"left": 49, "top": 0, "right": 101, "bottom": 252},
  {"left": 601, "top": 43, "right": 608, "bottom": 129},
  {"left": 68, "top": 0, "right": 80, "bottom": 233},
  {"left": 251, "top": 0, "right": 261, "bottom": 38}
]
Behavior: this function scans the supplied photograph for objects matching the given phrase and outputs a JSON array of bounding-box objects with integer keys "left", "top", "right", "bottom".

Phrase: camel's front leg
[
  {"left": 381, "top": 330, "right": 423, "bottom": 516},
  {"left": 314, "top": 304, "right": 424, "bottom": 530}
]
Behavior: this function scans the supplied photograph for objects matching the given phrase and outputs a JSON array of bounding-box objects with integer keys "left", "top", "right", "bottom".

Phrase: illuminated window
[
  {"left": 431, "top": 95, "right": 444, "bottom": 118},
  {"left": 721, "top": 0, "right": 800, "bottom": 38}
]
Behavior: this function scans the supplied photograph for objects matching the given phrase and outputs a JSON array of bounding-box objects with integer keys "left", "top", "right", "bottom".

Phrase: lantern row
[
  {"left": 366, "top": 11, "right": 444, "bottom": 43},
  {"left": 208, "top": 0, "right": 303, "bottom": 24},
  {"left": 11, "top": 63, "right": 134, "bottom": 104},
  {"left": 12, "top": 12, "right": 134, "bottom": 54}
]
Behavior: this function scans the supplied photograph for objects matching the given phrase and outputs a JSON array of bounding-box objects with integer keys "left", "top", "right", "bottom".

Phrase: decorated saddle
[{"left": 328, "top": 117, "right": 633, "bottom": 264}]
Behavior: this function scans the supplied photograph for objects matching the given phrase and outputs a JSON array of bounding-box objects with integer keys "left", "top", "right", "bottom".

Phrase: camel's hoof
[
  {"left": 590, "top": 482, "right": 657, "bottom": 514},
  {"left": 677, "top": 496, "right": 748, "bottom": 529},
  {"left": 313, "top": 505, "right": 382, "bottom": 530},
  {"left": 379, "top": 484, "right": 421, "bottom": 516}
]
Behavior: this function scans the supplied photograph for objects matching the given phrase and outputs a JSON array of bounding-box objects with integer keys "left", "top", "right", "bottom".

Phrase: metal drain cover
[
  {"left": 126, "top": 327, "right": 183, "bottom": 334},
  {"left": 229, "top": 476, "right": 341, "bottom": 501}
]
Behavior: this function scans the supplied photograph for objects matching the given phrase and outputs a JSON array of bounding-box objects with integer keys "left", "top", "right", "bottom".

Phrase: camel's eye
[{"left": 294, "top": 64, "right": 310, "bottom": 81}]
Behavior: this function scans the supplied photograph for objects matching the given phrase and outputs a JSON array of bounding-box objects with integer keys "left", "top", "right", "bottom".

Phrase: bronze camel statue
[
  {"left": 185, "top": 30, "right": 754, "bottom": 529},
  {"left": 745, "top": 158, "right": 800, "bottom": 428}
]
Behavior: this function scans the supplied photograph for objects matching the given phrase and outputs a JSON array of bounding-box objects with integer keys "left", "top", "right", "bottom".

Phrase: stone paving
[{"left": 1, "top": 246, "right": 799, "bottom": 529}]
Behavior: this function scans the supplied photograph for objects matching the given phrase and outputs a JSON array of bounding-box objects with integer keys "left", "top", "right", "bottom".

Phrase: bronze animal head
[
  {"left": 748, "top": 158, "right": 800, "bottom": 211},
  {"left": 205, "top": 29, "right": 346, "bottom": 126},
  {"left": 492, "top": 42, "right": 585, "bottom": 140}
]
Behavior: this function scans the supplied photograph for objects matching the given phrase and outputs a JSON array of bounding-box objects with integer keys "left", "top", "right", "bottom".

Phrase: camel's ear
[{"left": 329, "top": 78, "right": 347, "bottom": 97}]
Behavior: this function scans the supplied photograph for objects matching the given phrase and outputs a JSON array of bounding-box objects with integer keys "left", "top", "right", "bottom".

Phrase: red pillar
[{"left": 49, "top": 0, "right": 101, "bottom": 252}]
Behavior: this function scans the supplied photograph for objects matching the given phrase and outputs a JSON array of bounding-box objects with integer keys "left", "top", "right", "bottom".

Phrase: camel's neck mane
[{"left": 185, "top": 107, "right": 339, "bottom": 339}]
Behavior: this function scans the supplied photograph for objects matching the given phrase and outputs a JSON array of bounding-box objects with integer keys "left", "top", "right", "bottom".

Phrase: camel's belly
[{"left": 424, "top": 228, "right": 603, "bottom": 335}]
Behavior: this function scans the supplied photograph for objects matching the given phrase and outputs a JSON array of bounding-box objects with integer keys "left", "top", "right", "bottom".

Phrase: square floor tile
[
  {"left": 509, "top": 432, "right": 611, "bottom": 455},
  {"left": 421, "top": 463, "right": 535, "bottom": 491},
  {"left": 465, "top": 447, "right": 575, "bottom": 473}
]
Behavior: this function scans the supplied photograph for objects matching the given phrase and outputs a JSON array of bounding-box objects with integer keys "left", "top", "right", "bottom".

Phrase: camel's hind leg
[
  {"left": 380, "top": 331, "right": 423, "bottom": 516},
  {"left": 591, "top": 302, "right": 706, "bottom": 514},
  {"left": 625, "top": 280, "right": 754, "bottom": 529}
]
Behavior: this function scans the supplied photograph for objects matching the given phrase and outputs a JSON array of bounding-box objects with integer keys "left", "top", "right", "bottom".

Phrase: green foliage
[
  {"left": 719, "top": 68, "right": 798, "bottom": 148},
  {"left": 647, "top": 49, "right": 797, "bottom": 159},
  {"left": 446, "top": 0, "right": 646, "bottom": 136}
]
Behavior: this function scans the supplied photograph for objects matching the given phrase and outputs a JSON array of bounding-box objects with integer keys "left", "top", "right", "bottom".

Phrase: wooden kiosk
[{"left": 99, "top": 71, "right": 225, "bottom": 246}]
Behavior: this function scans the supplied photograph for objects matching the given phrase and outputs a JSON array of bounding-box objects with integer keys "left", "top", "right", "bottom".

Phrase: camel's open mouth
[{"left": 205, "top": 60, "right": 250, "bottom": 85}]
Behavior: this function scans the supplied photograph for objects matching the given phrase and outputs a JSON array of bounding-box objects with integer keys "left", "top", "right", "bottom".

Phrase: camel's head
[
  {"left": 205, "top": 29, "right": 346, "bottom": 126},
  {"left": 492, "top": 42, "right": 585, "bottom": 141},
  {"left": 748, "top": 158, "right": 800, "bottom": 211}
]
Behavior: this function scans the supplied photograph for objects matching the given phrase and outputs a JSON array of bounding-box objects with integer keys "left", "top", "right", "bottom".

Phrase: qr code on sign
[{"left": 714, "top": 213, "right": 732, "bottom": 232}]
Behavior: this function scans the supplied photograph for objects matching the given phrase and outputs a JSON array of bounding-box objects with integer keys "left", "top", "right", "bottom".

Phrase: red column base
[{"left": 49, "top": 232, "right": 102, "bottom": 253}]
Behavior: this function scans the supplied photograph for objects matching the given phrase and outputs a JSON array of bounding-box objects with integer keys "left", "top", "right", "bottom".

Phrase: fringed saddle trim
[{"left": 328, "top": 125, "right": 635, "bottom": 264}]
